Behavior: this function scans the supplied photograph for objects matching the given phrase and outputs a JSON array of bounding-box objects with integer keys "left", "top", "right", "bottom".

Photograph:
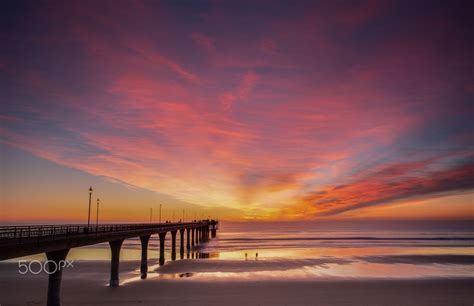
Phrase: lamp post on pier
[
  {"left": 96, "top": 199, "right": 100, "bottom": 226},
  {"left": 87, "top": 187, "right": 93, "bottom": 228},
  {"left": 159, "top": 204, "right": 162, "bottom": 223}
]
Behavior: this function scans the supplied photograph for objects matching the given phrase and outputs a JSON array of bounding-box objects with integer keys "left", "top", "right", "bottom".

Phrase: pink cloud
[
  {"left": 191, "top": 32, "right": 215, "bottom": 52},
  {"left": 297, "top": 159, "right": 474, "bottom": 217},
  {"left": 221, "top": 71, "right": 259, "bottom": 109}
]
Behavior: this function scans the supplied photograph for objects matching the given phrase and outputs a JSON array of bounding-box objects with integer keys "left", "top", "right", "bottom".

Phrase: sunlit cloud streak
[{"left": 297, "top": 157, "right": 474, "bottom": 217}]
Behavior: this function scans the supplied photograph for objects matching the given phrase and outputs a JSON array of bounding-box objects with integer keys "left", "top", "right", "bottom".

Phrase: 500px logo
[{"left": 18, "top": 260, "right": 74, "bottom": 275}]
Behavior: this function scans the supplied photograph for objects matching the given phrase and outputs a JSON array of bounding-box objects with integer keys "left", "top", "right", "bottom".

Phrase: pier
[{"left": 0, "top": 220, "right": 219, "bottom": 306}]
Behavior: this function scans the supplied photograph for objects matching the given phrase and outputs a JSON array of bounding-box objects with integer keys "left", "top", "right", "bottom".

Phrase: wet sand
[{"left": 0, "top": 260, "right": 472, "bottom": 305}]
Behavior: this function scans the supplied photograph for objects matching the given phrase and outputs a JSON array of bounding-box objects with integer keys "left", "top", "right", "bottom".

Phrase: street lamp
[
  {"left": 159, "top": 204, "right": 162, "bottom": 223},
  {"left": 150, "top": 207, "right": 153, "bottom": 223},
  {"left": 87, "top": 187, "right": 93, "bottom": 228},
  {"left": 96, "top": 198, "right": 100, "bottom": 226}
]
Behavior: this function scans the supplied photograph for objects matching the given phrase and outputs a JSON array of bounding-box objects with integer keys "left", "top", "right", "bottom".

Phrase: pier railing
[{"left": 0, "top": 221, "right": 214, "bottom": 246}]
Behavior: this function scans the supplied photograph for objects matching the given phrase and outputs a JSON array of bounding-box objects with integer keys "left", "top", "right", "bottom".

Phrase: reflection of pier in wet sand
[{"left": 0, "top": 220, "right": 219, "bottom": 306}]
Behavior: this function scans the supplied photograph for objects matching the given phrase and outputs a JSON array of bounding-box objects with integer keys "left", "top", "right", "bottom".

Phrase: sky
[{"left": 1, "top": 0, "right": 473, "bottom": 223}]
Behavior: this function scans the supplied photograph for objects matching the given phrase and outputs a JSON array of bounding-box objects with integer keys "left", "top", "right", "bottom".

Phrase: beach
[
  {"left": 1, "top": 221, "right": 473, "bottom": 305},
  {"left": 1, "top": 260, "right": 473, "bottom": 306}
]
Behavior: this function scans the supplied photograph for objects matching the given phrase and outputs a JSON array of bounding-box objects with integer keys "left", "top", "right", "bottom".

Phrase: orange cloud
[{"left": 295, "top": 158, "right": 474, "bottom": 217}]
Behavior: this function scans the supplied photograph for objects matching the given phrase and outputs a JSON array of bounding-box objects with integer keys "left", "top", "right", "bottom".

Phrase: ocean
[{"left": 12, "top": 220, "right": 474, "bottom": 281}]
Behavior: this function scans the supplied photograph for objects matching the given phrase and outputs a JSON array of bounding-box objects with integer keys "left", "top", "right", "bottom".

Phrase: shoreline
[{"left": 1, "top": 260, "right": 473, "bottom": 306}]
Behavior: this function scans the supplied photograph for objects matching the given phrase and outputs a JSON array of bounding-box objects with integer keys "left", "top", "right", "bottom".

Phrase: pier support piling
[
  {"left": 186, "top": 227, "right": 191, "bottom": 250},
  {"left": 109, "top": 239, "right": 124, "bottom": 287},
  {"left": 171, "top": 230, "right": 177, "bottom": 261},
  {"left": 179, "top": 229, "right": 185, "bottom": 259},
  {"left": 140, "top": 235, "right": 150, "bottom": 279},
  {"left": 191, "top": 228, "right": 195, "bottom": 247},
  {"left": 159, "top": 232, "right": 167, "bottom": 266},
  {"left": 46, "top": 248, "right": 70, "bottom": 306}
]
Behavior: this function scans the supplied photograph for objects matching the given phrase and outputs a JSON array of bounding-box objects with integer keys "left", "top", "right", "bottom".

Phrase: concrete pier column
[
  {"left": 109, "top": 239, "right": 124, "bottom": 287},
  {"left": 196, "top": 228, "right": 200, "bottom": 244},
  {"left": 186, "top": 228, "right": 191, "bottom": 250},
  {"left": 171, "top": 230, "right": 177, "bottom": 261},
  {"left": 211, "top": 228, "right": 217, "bottom": 238},
  {"left": 140, "top": 235, "right": 150, "bottom": 279},
  {"left": 179, "top": 229, "right": 185, "bottom": 259},
  {"left": 191, "top": 228, "right": 195, "bottom": 247},
  {"left": 159, "top": 232, "right": 167, "bottom": 266},
  {"left": 46, "top": 248, "right": 70, "bottom": 306}
]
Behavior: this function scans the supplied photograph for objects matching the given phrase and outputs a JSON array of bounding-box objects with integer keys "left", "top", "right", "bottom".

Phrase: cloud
[
  {"left": 298, "top": 158, "right": 474, "bottom": 216},
  {"left": 221, "top": 71, "right": 259, "bottom": 109},
  {"left": 191, "top": 32, "right": 215, "bottom": 52}
]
